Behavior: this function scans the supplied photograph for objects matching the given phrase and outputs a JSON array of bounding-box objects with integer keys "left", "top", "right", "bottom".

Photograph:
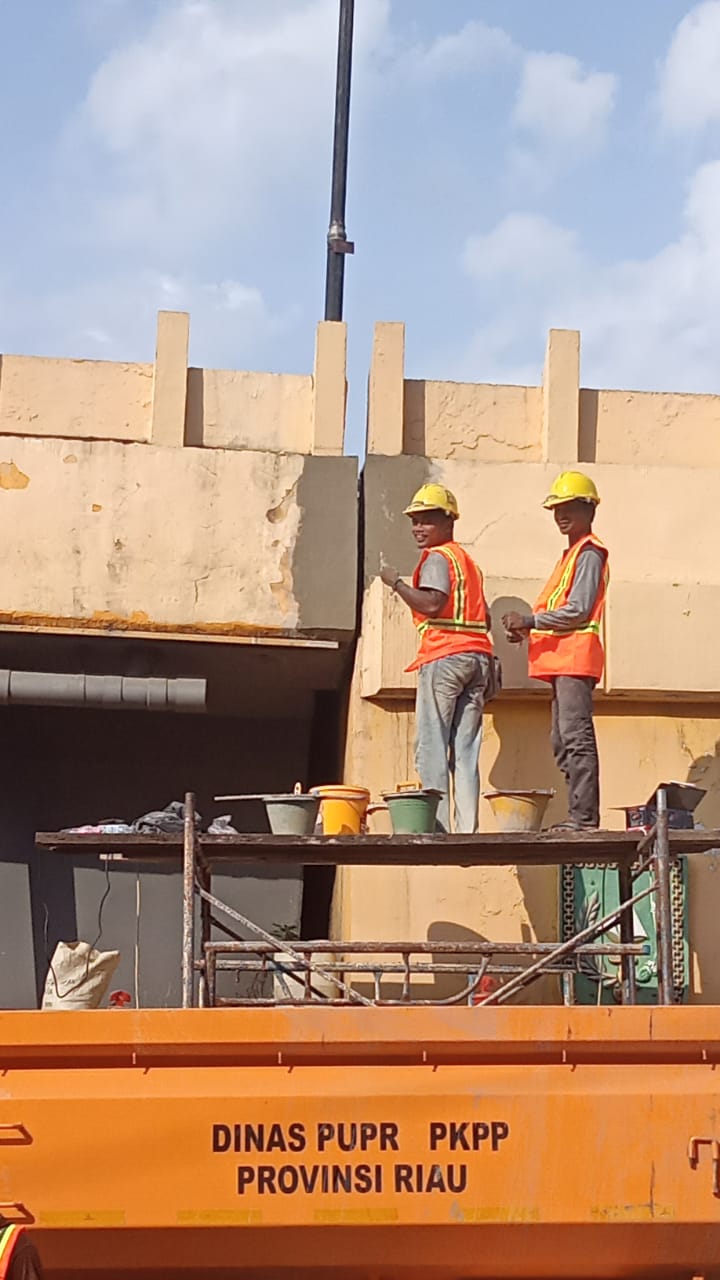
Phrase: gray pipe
[{"left": 0, "top": 670, "right": 206, "bottom": 712}]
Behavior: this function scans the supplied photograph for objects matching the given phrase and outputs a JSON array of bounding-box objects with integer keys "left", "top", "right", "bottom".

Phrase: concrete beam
[
  {"left": 367, "top": 321, "right": 405, "bottom": 455},
  {"left": 151, "top": 311, "right": 190, "bottom": 448},
  {"left": 542, "top": 328, "right": 580, "bottom": 463},
  {"left": 312, "top": 321, "right": 347, "bottom": 455}
]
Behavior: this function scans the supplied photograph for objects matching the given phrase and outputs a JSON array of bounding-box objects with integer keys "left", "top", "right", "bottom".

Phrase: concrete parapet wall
[
  {"left": 367, "top": 321, "right": 720, "bottom": 467},
  {"left": 339, "top": 322, "right": 720, "bottom": 993},
  {"left": 0, "top": 313, "right": 347, "bottom": 456},
  {"left": 0, "top": 437, "right": 357, "bottom": 639},
  {"left": 360, "top": 453, "right": 720, "bottom": 699},
  {"left": 0, "top": 355, "right": 154, "bottom": 444}
]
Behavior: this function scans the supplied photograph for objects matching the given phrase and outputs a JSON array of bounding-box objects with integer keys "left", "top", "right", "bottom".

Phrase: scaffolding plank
[{"left": 34, "top": 828, "right": 720, "bottom": 866}]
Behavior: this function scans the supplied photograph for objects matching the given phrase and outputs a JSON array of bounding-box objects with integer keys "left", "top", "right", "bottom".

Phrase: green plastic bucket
[
  {"left": 381, "top": 789, "right": 443, "bottom": 835},
  {"left": 263, "top": 794, "right": 320, "bottom": 836}
]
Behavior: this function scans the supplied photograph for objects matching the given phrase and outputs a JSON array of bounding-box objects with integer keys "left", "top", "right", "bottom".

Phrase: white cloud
[
  {"left": 514, "top": 52, "right": 617, "bottom": 145},
  {"left": 464, "top": 213, "right": 581, "bottom": 285},
  {"left": 461, "top": 160, "right": 720, "bottom": 393},
  {"left": 70, "top": 0, "right": 390, "bottom": 250},
  {"left": 659, "top": 0, "right": 720, "bottom": 132},
  {"left": 401, "top": 19, "right": 518, "bottom": 81}
]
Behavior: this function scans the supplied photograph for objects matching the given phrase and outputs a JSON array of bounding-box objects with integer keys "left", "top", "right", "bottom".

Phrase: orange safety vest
[
  {"left": 0, "top": 1224, "right": 23, "bottom": 1279},
  {"left": 528, "top": 533, "right": 608, "bottom": 682},
  {"left": 406, "top": 542, "right": 493, "bottom": 673}
]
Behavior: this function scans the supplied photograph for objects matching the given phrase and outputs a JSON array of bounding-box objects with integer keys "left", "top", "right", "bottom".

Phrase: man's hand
[
  {"left": 502, "top": 610, "right": 532, "bottom": 642},
  {"left": 380, "top": 564, "right": 400, "bottom": 589}
]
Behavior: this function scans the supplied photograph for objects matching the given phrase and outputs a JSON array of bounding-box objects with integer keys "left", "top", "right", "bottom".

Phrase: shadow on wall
[
  {"left": 686, "top": 739, "right": 720, "bottom": 1003},
  {"left": 402, "top": 381, "right": 427, "bottom": 455},
  {"left": 489, "top": 595, "right": 535, "bottom": 690},
  {"left": 578, "top": 389, "right": 599, "bottom": 464},
  {"left": 184, "top": 368, "right": 205, "bottom": 447},
  {"left": 346, "top": 920, "right": 493, "bottom": 1006},
  {"left": 426, "top": 920, "right": 491, "bottom": 1004}
]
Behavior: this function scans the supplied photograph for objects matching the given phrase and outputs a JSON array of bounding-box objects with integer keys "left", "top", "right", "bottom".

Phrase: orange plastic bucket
[{"left": 310, "top": 785, "right": 370, "bottom": 835}]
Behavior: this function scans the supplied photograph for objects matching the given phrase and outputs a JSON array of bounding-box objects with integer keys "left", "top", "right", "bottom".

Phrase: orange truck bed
[{"left": 0, "top": 1006, "right": 719, "bottom": 1279}]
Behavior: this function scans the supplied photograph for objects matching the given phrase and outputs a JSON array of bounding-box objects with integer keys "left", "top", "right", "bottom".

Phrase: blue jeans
[{"left": 415, "top": 652, "right": 491, "bottom": 834}]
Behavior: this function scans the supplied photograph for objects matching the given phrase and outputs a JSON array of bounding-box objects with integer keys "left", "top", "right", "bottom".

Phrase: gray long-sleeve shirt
[{"left": 527, "top": 545, "right": 606, "bottom": 632}]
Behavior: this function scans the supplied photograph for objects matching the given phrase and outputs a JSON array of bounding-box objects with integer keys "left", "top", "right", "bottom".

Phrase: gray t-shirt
[{"left": 418, "top": 551, "right": 451, "bottom": 596}]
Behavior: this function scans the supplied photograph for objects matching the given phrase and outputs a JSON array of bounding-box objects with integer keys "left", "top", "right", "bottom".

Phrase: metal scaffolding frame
[
  {"left": 179, "top": 789, "right": 684, "bottom": 1009},
  {"left": 38, "top": 788, "right": 717, "bottom": 1010}
]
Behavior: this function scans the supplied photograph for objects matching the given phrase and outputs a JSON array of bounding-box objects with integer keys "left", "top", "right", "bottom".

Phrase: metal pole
[
  {"left": 618, "top": 860, "right": 638, "bottom": 1005},
  {"left": 324, "top": 0, "right": 355, "bottom": 321},
  {"left": 655, "top": 786, "right": 674, "bottom": 1006},
  {"left": 182, "top": 791, "right": 196, "bottom": 1009},
  {"left": 198, "top": 859, "right": 211, "bottom": 1008}
]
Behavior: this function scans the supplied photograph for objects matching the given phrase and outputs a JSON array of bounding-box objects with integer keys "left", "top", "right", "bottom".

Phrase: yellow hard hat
[
  {"left": 403, "top": 483, "right": 459, "bottom": 519},
  {"left": 543, "top": 471, "right": 600, "bottom": 509}
]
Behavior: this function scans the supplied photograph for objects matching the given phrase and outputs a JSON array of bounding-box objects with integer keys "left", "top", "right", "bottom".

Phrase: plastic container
[
  {"left": 381, "top": 789, "right": 443, "bottom": 835},
  {"left": 310, "top": 785, "right": 370, "bottom": 835},
  {"left": 483, "top": 789, "right": 555, "bottom": 833},
  {"left": 263, "top": 793, "right": 320, "bottom": 836}
]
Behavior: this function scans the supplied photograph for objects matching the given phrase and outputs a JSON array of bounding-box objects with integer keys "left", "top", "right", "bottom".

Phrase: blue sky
[{"left": 1, "top": 0, "right": 719, "bottom": 454}]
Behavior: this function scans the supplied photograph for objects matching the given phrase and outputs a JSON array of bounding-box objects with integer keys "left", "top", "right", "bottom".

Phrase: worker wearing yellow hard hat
[
  {"left": 541, "top": 471, "right": 601, "bottom": 510},
  {"left": 401, "top": 483, "right": 460, "bottom": 519},
  {"left": 380, "top": 482, "right": 500, "bottom": 834},
  {"left": 502, "top": 471, "right": 608, "bottom": 831}
]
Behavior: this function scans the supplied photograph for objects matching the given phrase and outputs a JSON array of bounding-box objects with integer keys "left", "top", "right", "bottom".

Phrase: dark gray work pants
[{"left": 550, "top": 676, "right": 600, "bottom": 827}]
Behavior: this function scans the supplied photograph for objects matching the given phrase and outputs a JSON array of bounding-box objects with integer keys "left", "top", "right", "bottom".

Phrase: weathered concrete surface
[
  {"left": 339, "top": 678, "right": 720, "bottom": 1002},
  {"left": 369, "top": 323, "right": 720, "bottom": 468},
  {"left": 580, "top": 387, "right": 720, "bottom": 467},
  {"left": 404, "top": 379, "right": 542, "bottom": 461},
  {"left": 0, "top": 355, "right": 153, "bottom": 443},
  {"left": 294, "top": 456, "right": 357, "bottom": 633},
  {"left": 342, "top": 324, "right": 720, "bottom": 1000},
  {"left": 0, "top": 438, "right": 357, "bottom": 639},
  {"left": 360, "top": 454, "right": 720, "bottom": 696},
  {"left": 361, "top": 454, "right": 431, "bottom": 586},
  {"left": 185, "top": 369, "right": 314, "bottom": 452},
  {"left": 0, "top": 313, "right": 347, "bottom": 455}
]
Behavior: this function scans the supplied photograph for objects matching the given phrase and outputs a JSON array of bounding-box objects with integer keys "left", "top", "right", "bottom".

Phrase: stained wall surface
[
  {"left": 340, "top": 323, "right": 720, "bottom": 1004},
  {"left": 0, "top": 312, "right": 354, "bottom": 1010},
  {"left": 0, "top": 313, "right": 356, "bottom": 640}
]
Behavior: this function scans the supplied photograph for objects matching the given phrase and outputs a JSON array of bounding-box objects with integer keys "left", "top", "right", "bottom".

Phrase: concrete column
[
  {"left": 367, "top": 321, "right": 405, "bottom": 455},
  {"left": 312, "top": 321, "right": 347, "bottom": 455},
  {"left": 542, "top": 328, "right": 580, "bottom": 462},
  {"left": 151, "top": 311, "right": 190, "bottom": 448}
]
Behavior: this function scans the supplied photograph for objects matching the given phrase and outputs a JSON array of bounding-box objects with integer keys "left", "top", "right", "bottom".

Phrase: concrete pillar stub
[
  {"left": 312, "top": 321, "right": 347, "bottom": 455},
  {"left": 151, "top": 311, "right": 190, "bottom": 448},
  {"left": 367, "top": 321, "right": 405, "bottom": 455},
  {"left": 542, "top": 328, "right": 580, "bottom": 463}
]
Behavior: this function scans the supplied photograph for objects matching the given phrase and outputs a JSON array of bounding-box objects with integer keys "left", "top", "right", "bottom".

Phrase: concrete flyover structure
[
  {"left": 0, "top": 311, "right": 355, "bottom": 642},
  {"left": 0, "top": 312, "right": 357, "bottom": 1008},
  {"left": 0, "top": 311, "right": 719, "bottom": 1008},
  {"left": 337, "top": 322, "right": 720, "bottom": 1005}
]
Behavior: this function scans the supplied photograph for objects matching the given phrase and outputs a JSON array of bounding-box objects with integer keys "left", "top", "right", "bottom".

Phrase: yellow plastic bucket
[
  {"left": 310, "top": 785, "right": 370, "bottom": 835},
  {"left": 483, "top": 789, "right": 555, "bottom": 833}
]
